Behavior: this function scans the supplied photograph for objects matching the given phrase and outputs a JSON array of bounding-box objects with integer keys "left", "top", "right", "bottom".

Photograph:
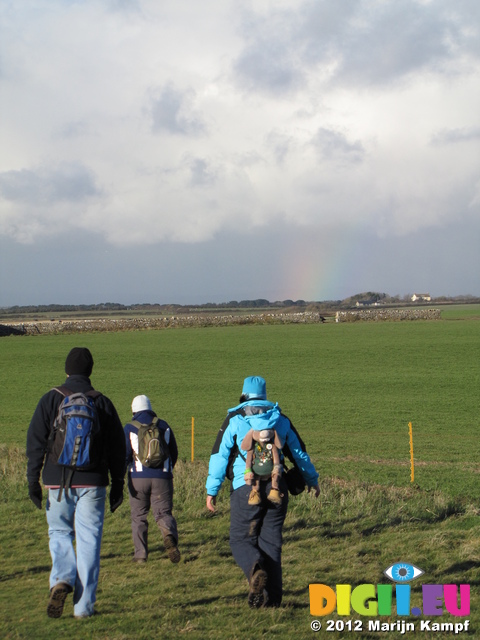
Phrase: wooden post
[
  {"left": 408, "top": 422, "right": 414, "bottom": 483},
  {"left": 191, "top": 417, "right": 194, "bottom": 462}
]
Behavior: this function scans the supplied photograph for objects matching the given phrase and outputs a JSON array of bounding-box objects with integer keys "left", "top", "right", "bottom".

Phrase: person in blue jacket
[
  {"left": 124, "top": 395, "right": 180, "bottom": 564},
  {"left": 206, "top": 376, "right": 320, "bottom": 608}
]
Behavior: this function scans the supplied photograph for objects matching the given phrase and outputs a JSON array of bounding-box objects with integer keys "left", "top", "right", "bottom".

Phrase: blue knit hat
[{"left": 242, "top": 376, "right": 267, "bottom": 400}]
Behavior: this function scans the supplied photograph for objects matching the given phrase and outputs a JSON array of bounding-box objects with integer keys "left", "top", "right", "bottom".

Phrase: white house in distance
[
  {"left": 411, "top": 293, "right": 431, "bottom": 302},
  {"left": 355, "top": 299, "right": 383, "bottom": 307}
]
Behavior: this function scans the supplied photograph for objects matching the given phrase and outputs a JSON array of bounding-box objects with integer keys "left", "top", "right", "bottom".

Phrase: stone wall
[
  {"left": 335, "top": 308, "right": 441, "bottom": 322},
  {"left": 0, "top": 308, "right": 442, "bottom": 336},
  {"left": 1, "top": 311, "right": 326, "bottom": 336}
]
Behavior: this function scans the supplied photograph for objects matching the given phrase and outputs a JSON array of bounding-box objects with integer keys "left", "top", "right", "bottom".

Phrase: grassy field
[{"left": 0, "top": 310, "right": 479, "bottom": 638}]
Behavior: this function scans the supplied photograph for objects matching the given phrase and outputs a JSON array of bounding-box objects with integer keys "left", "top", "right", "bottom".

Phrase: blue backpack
[{"left": 48, "top": 386, "right": 103, "bottom": 499}]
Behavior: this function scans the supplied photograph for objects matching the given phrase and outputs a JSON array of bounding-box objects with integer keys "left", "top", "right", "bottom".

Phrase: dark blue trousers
[{"left": 229, "top": 479, "right": 288, "bottom": 605}]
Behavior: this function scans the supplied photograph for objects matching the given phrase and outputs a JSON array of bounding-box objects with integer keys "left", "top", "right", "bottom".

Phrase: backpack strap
[
  {"left": 58, "top": 468, "right": 70, "bottom": 503},
  {"left": 131, "top": 417, "right": 159, "bottom": 429},
  {"left": 53, "top": 386, "right": 102, "bottom": 399},
  {"left": 53, "top": 386, "right": 70, "bottom": 397}
]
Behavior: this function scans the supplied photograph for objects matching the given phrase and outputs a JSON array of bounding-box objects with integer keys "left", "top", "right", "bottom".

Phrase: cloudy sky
[{"left": 1, "top": 0, "right": 479, "bottom": 306}]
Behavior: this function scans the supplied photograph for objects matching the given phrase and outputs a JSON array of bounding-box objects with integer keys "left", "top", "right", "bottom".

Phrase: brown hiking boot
[
  {"left": 164, "top": 535, "right": 181, "bottom": 563},
  {"left": 47, "top": 582, "right": 73, "bottom": 618},
  {"left": 248, "top": 567, "right": 268, "bottom": 608}
]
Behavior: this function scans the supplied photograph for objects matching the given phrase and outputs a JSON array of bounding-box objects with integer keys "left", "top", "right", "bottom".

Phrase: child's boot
[
  {"left": 267, "top": 488, "right": 283, "bottom": 505},
  {"left": 248, "top": 488, "right": 262, "bottom": 505}
]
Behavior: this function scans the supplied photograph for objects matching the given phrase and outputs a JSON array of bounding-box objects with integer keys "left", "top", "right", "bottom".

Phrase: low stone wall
[
  {"left": 335, "top": 308, "right": 441, "bottom": 322},
  {"left": 1, "top": 308, "right": 442, "bottom": 335},
  {"left": 1, "top": 311, "right": 326, "bottom": 336}
]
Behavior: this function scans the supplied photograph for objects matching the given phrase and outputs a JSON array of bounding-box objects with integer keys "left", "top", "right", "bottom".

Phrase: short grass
[
  {"left": 0, "top": 311, "right": 479, "bottom": 638},
  {"left": 1, "top": 452, "right": 479, "bottom": 640},
  {"left": 2, "top": 315, "right": 478, "bottom": 499},
  {"left": 439, "top": 304, "right": 480, "bottom": 320}
]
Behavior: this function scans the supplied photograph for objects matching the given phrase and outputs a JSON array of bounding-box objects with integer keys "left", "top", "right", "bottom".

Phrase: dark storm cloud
[
  {"left": 55, "top": 120, "right": 92, "bottom": 139},
  {"left": 0, "top": 163, "right": 101, "bottom": 205},
  {"left": 312, "top": 128, "right": 365, "bottom": 164},
  {"left": 188, "top": 158, "right": 218, "bottom": 187},
  {"left": 149, "top": 83, "right": 206, "bottom": 136},
  {"left": 265, "top": 131, "right": 293, "bottom": 165},
  {"left": 431, "top": 127, "right": 480, "bottom": 145},
  {"left": 233, "top": 0, "right": 480, "bottom": 93}
]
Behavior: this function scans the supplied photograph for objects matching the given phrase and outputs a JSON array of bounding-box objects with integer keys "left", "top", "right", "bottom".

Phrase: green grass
[
  {"left": 1, "top": 452, "right": 479, "bottom": 640},
  {"left": 439, "top": 304, "right": 480, "bottom": 320},
  {"left": 1, "top": 315, "right": 479, "bottom": 638},
  {"left": 2, "top": 318, "right": 478, "bottom": 499}
]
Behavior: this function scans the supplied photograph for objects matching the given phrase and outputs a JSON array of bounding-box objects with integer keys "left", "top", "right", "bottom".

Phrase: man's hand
[
  {"left": 28, "top": 481, "right": 43, "bottom": 509},
  {"left": 109, "top": 480, "right": 124, "bottom": 513},
  {"left": 206, "top": 495, "right": 217, "bottom": 512},
  {"left": 308, "top": 483, "right": 321, "bottom": 498}
]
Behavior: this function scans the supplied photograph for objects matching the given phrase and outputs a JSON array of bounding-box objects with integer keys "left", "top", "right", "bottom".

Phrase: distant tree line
[
  {"left": 1, "top": 294, "right": 479, "bottom": 316},
  {"left": 0, "top": 299, "right": 316, "bottom": 315}
]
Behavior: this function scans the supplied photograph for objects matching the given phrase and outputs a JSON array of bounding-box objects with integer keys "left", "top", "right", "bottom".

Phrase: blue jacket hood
[
  {"left": 132, "top": 409, "right": 157, "bottom": 424},
  {"left": 228, "top": 399, "right": 277, "bottom": 413}
]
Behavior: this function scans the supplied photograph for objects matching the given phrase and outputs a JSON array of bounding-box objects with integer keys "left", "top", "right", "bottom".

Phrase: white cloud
[{"left": 0, "top": 0, "right": 479, "bottom": 253}]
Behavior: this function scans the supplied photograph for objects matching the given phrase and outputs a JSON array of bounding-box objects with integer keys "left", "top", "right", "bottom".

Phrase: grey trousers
[{"left": 127, "top": 475, "right": 178, "bottom": 560}]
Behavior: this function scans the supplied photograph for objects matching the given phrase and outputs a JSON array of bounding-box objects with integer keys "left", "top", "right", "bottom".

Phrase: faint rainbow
[{"left": 280, "top": 225, "right": 361, "bottom": 301}]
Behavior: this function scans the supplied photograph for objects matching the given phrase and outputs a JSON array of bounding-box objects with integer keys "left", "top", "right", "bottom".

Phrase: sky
[{"left": 1, "top": 0, "right": 479, "bottom": 306}]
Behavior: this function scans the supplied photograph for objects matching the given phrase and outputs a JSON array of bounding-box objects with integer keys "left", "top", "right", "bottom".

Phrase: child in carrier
[{"left": 241, "top": 428, "right": 284, "bottom": 505}]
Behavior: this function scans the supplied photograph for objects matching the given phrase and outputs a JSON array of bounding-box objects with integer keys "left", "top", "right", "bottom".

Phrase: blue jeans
[
  {"left": 46, "top": 487, "right": 106, "bottom": 617},
  {"left": 229, "top": 479, "right": 288, "bottom": 605}
]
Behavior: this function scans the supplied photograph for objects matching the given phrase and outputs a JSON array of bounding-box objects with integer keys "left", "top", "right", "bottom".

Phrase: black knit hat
[{"left": 65, "top": 347, "right": 94, "bottom": 376}]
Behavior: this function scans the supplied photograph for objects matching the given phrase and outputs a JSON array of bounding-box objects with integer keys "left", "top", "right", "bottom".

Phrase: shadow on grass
[
  {"left": 167, "top": 593, "right": 249, "bottom": 608},
  {"left": 0, "top": 324, "right": 25, "bottom": 336},
  {"left": 360, "top": 502, "right": 467, "bottom": 537},
  {"left": 284, "top": 515, "right": 362, "bottom": 540},
  {"left": 0, "top": 563, "right": 50, "bottom": 582},
  {"left": 444, "top": 561, "right": 480, "bottom": 585},
  {"left": 361, "top": 518, "right": 403, "bottom": 536},
  {"left": 283, "top": 586, "right": 310, "bottom": 609},
  {"left": 321, "top": 529, "right": 351, "bottom": 539}
]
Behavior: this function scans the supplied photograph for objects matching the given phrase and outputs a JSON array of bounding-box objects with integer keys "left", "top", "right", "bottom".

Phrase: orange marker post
[
  {"left": 408, "top": 421, "right": 414, "bottom": 483},
  {"left": 191, "top": 417, "right": 195, "bottom": 462}
]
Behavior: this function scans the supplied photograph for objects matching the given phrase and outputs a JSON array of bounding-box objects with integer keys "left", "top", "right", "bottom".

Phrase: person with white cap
[
  {"left": 206, "top": 376, "right": 319, "bottom": 609},
  {"left": 124, "top": 395, "right": 180, "bottom": 564}
]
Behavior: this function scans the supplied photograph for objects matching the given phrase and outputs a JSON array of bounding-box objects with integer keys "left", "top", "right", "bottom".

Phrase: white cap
[{"left": 131, "top": 395, "right": 152, "bottom": 414}]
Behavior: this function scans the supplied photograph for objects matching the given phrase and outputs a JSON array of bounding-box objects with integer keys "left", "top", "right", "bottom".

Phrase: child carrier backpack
[
  {"left": 133, "top": 418, "right": 169, "bottom": 468},
  {"left": 251, "top": 432, "right": 276, "bottom": 476},
  {"left": 48, "top": 386, "right": 103, "bottom": 500}
]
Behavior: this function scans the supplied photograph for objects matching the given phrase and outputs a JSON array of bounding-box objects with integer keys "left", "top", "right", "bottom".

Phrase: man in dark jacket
[
  {"left": 124, "top": 395, "right": 180, "bottom": 564},
  {"left": 26, "top": 347, "right": 126, "bottom": 619}
]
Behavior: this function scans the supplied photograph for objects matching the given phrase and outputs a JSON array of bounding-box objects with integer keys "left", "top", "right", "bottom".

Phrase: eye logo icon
[{"left": 384, "top": 562, "right": 424, "bottom": 583}]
